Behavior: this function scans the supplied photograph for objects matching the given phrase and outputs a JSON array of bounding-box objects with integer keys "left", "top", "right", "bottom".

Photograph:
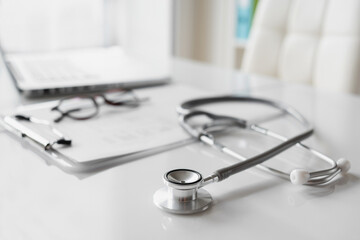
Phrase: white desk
[{"left": 0, "top": 58, "right": 359, "bottom": 240}]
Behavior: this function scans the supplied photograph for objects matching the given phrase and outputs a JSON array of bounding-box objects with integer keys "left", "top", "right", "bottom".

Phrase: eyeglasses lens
[
  {"left": 58, "top": 97, "right": 97, "bottom": 119},
  {"left": 104, "top": 91, "right": 138, "bottom": 105}
]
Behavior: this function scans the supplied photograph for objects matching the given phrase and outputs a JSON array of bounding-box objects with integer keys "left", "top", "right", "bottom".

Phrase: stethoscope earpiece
[
  {"left": 290, "top": 158, "right": 350, "bottom": 185},
  {"left": 337, "top": 158, "right": 351, "bottom": 174},
  {"left": 290, "top": 169, "right": 310, "bottom": 185}
]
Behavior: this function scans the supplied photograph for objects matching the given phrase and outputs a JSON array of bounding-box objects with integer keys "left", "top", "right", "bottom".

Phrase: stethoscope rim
[{"left": 165, "top": 169, "right": 203, "bottom": 186}]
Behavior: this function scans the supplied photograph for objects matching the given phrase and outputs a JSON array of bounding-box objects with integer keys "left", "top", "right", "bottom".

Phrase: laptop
[{"left": 3, "top": 46, "right": 170, "bottom": 97}]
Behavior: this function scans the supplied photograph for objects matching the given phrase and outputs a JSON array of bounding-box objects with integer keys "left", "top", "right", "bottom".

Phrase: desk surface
[{"left": 0, "top": 58, "right": 359, "bottom": 240}]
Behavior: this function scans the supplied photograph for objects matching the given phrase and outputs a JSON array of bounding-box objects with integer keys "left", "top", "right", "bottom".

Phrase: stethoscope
[{"left": 153, "top": 96, "right": 351, "bottom": 214}]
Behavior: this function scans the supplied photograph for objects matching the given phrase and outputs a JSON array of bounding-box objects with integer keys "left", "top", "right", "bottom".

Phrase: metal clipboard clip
[{"left": 0, "top": 114, "right": 71, "bottom": 150}]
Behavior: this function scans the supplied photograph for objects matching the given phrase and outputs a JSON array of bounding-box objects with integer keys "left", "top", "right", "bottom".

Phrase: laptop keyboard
[{"left": 23, "top": 59, "right": 98, "bottom": 82}]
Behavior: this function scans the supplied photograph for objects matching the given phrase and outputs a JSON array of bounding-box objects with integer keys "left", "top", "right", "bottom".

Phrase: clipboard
[{"left": 0, "top": 85, "right": 209, "bottom": 174}]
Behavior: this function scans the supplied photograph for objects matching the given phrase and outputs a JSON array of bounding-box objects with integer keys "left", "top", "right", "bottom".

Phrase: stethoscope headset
[{"left": 153, "top": 95, "right": 351, "bottom": 214}]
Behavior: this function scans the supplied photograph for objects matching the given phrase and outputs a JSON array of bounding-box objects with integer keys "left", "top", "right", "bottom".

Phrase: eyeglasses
[{"left": 51, "top": 89, "right": 148, "bottom": 123}]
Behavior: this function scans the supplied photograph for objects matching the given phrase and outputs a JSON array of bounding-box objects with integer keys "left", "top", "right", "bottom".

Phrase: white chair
[{"left": 242, "top": 0, "right": 360, "bottom": 94}]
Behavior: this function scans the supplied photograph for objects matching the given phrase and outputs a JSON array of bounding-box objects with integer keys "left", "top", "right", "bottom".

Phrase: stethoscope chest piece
[{"left": 153, "top": 169, "right": 213, "bottom": 214}]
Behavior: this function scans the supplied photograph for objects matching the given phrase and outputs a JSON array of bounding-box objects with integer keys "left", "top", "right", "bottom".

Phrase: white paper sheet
[{"left": 13, "top": 85, "right": 211, "bottom": 163}]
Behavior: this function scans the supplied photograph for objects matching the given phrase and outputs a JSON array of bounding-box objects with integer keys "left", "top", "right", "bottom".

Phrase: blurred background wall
[
  {"left": 174, "top": 0, "right": 360, "bottom": 94},
  {"left": 174, "top": 0, "right": 252, "bottom": 69},
  {"left": 1, "top": 0, "right": 359, "bottom": 94}
]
